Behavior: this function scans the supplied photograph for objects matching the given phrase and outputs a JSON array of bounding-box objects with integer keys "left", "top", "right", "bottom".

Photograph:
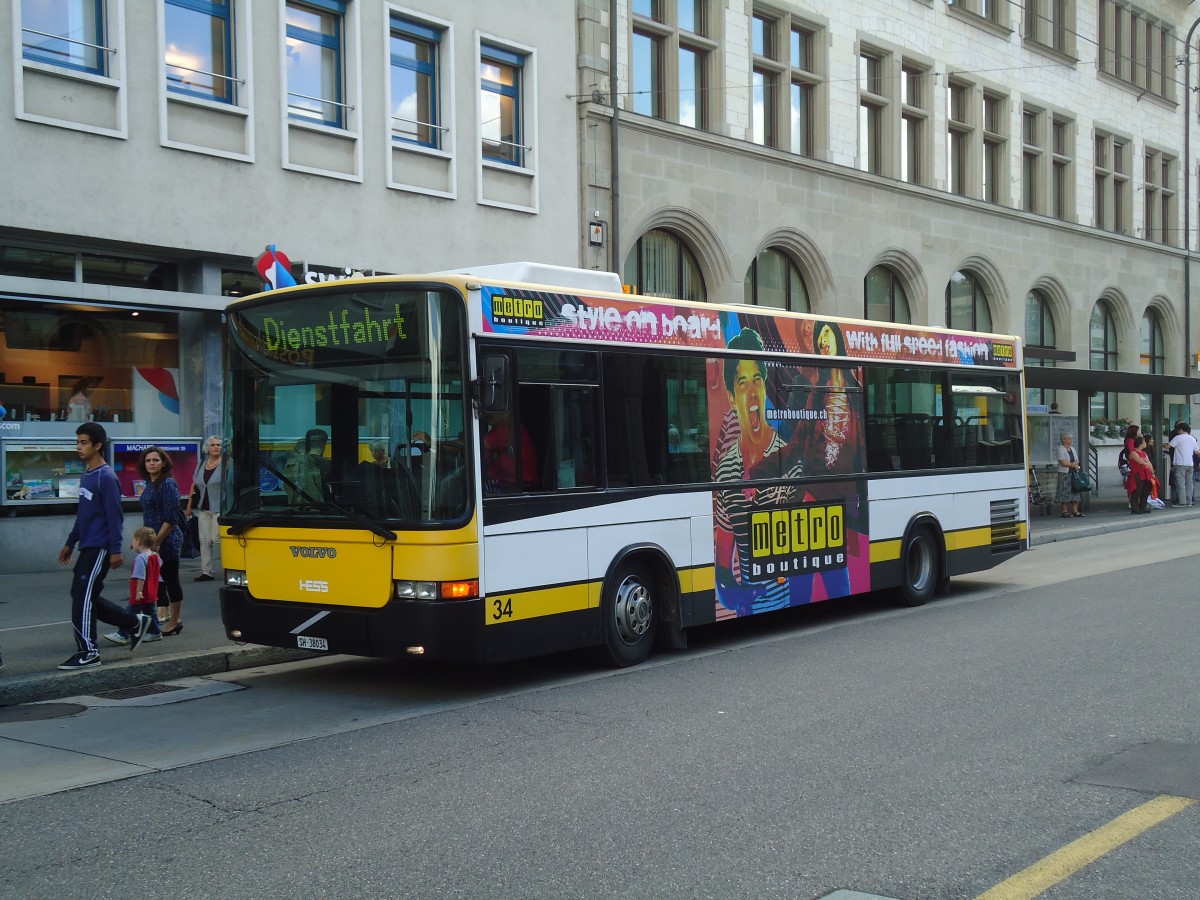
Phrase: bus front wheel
[
  {"left": 600, "top": 562, "right": 657, "bottom": 667},
  {"left": 898, "top": 525, "right": 939, "bottom": 607}
]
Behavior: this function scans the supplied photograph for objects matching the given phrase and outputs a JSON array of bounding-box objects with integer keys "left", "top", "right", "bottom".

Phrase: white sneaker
[
  {"left": 103, "top": 631, "right": 129, "bottom": 645},
  {"left": 143, "top": 632, "right": 163, "bottom": 642}
]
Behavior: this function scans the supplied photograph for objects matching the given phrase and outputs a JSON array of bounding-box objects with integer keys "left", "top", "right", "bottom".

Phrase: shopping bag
[{"left": 179, "top": 513, "right": 200, "bottom": 559}]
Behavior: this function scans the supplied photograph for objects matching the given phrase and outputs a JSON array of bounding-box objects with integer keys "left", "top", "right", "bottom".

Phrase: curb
[{"left": 0, "top": 645, "right": 314, "bottom": 708}]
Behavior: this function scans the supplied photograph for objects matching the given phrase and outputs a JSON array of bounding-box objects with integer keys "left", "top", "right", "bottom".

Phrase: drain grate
[{"left": 91, "top": 683, "right": 188, "bottom": 701}]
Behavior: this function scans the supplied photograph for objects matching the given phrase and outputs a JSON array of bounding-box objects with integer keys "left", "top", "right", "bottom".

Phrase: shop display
[{"left": 2, "top": 440, "right": 86, "bottom": 504}]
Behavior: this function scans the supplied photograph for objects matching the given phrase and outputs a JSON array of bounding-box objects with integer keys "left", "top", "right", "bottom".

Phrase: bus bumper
[{"left": 220, "top": 586, "right": 487, "bottom": 662}]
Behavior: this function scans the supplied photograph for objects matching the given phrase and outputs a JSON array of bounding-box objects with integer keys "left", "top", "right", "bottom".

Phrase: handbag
[
  {"left": 1071, "top": 470, "right": 1092, "bottom": 492},
  {"left": 179, "top": 511, "right": 201, "bottom": 559}
]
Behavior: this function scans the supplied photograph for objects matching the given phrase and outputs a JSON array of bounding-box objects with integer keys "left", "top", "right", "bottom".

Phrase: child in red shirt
[{"left": 105, "top": 527, "right": 164, "bottom": 645}]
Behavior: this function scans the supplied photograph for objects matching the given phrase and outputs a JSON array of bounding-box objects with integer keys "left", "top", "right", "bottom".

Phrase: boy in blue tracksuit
[{"left": 57, "top": 422, "right": 151, "bottom": 670}]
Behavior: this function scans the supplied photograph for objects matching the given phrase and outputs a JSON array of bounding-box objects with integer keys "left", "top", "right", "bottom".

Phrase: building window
[
  {"left": 20, "top": 0, "right": 110, "bottom": 75},
  {"left": 480, "top": 45, "right": 525, "bottom": 166},
  {"left": 744, "top": 249, "right": 809, "bottom": 312},
  {"left": 631, "top": 0, "right": 714, "bottom": 130},
  {"left": 1021, "top": 106, "right": 1043, "bottom": 213},
  {"left": 1089, "top": 300, "right": 1118, "bottom": 420},
  {"left": 750, "top": 9, "right": 823, "bottom": 157},
  {"left": 390, "top": 17, "right": 442, "bottom": 149},
  {"left": 1094, "top": 131, "right": 1131, "bottom": 235},
  {"left": 1025, "top": 289, "right": 1057, "bottom": 407},
  {"left": 982, "top": 92, "right": 1006, "bottom": 204},
  {"left": 865, "top": 265, "right": 911, "bottom": 324},
  {"left": 1141, "top": 309, "right": 1165, "bottom": 374},
  {"left": 954, "top": 0, "right": 1006, "bottom": 27},
  {"left": 751, "top": 12, "right": 777, "bottom": 147},
  {"left": 1025, "top": 0, "right": 1075, "bottom": 55},
  {"left": 900, "top": 64, "right": 928, "bottom": 185},
  {"left": 1051, "top": 116, "right": 1073, "bottom": 221},
  {"left": 165, "top": 0, "right": 234, "bottom": 102},
  {"left": 623, "top": 229, "right": 705, "bottom": 302},
  {"left": 1144, "top": 148, "right": 1176, "bottom": 246},
  {"left": 285, "top": 0, "right": 347, "bottom": 128},
  {"left": 946, "top": 271, "right": 992, "bottom": 332},
  {"left": 1099, "top": 0, "right": 1174, "bottom": 102},
  {"left": 947, "top": 79, "right": 972, "bottom": 196},
  {"left": 858, "top": 49, "right": 889, "bottom": 175}
]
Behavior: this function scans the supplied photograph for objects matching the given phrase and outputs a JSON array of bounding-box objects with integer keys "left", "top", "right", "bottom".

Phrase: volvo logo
[{"left": 290, "top": 546, "right": 338, "bottom": 558}]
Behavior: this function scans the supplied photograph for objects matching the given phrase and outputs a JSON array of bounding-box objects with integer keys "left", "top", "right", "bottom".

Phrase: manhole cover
[
  {"left": 0, "top": 703, "right": 87, "bottom": 723},
  {"left": 91, "top": 683, "right": 187, "bottom": 701}
]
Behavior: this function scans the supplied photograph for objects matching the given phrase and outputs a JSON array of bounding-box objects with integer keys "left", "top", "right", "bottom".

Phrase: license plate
[{"left": 296, "top": 636, "right": 328, "bottom": 651}]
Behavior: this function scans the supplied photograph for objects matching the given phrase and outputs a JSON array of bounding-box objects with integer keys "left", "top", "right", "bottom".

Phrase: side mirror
[{"left": 480, "top": 355, "right": 509, "bottom": 413}]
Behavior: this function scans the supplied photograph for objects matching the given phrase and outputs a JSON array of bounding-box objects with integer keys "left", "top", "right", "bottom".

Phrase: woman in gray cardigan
[{"left": 185, "top": 436, "right": 224, "bottom": 581}]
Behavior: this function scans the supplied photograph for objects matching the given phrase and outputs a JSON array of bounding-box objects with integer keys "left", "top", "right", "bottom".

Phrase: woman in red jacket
[{"left": 1125, "top": 435, "right": 1156, "bottom": 514}]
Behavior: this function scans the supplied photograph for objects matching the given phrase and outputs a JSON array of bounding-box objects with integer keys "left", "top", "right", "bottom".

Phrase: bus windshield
[{"left": 224, "top": 284, "right": 469, "bottom": 528}]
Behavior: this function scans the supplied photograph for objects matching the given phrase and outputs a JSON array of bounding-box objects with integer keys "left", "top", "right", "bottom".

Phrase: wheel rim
[
  {"left": 906, "top": 535, "right": 934, "bottom": 593},
  {"left": 613, "top": 575, "right": 652, "bottom": 644}
]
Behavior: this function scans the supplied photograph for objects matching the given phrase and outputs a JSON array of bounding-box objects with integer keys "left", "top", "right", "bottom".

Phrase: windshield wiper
[
  {"left": 225, "top": 506, "right": 303, "bottom": 536},
  {"left": 238, "top": 457, "right": 398, "bottom": 541}
]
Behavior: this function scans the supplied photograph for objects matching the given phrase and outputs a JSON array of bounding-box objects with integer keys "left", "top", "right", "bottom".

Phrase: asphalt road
[{"left": 2, "top": 523, "right": 1199, "bottom": 899}]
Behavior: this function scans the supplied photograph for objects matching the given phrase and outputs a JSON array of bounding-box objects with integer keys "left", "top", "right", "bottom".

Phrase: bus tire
[
  {"left": 898, "top": 525, "right": 939, "bottom": 607},
  {"left": 599, "top": 561, "right": 658, "bottom": 667}
]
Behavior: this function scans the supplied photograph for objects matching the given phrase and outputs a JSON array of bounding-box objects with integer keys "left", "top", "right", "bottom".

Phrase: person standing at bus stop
[
  {"left": 1167, "top": 422, "right": 1197, "bottom": 507},
  {"left": 1055, "top": 432, "right": 1083, "bottom": 518},
  {"left": 185, "top": 435, "right": 224, "bottom": 581},
  {"left": 57, "top": 422, "right": 152, "bottom": 670}
]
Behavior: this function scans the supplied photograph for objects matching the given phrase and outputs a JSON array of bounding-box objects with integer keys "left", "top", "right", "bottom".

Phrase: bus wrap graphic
[
  {"left": 748, "top": 501, "right": 846, "bottom": 580},
  {"left": 709, "top": 318, "right": 869, "bottom": 618},
  {"left": 482, "top": 286, "right": 1018, "bottom": 368}
]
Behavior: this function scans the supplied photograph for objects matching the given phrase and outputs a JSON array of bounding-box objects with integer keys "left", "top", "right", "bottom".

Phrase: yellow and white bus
[{"left": 220, "top": 264, "right": 1026, "bottom": 666}]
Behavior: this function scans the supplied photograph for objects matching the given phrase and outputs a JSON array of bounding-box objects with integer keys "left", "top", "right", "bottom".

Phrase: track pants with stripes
[{"left": 71, "top": 548, "right": 138, "bottom": 655}]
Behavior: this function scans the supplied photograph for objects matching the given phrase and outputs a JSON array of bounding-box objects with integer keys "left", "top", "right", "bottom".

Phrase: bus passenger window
[{"left": 483, "top": 409, "right": 538, "bottom": 494}]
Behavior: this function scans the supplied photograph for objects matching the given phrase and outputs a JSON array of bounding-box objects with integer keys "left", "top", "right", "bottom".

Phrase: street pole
[{"left": 1183, "top": 17, "right": 1200, "bottom": 377}]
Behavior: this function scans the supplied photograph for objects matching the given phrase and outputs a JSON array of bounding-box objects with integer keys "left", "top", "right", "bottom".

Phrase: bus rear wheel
[
  {"left": 600, "top": 562, "right": 657, "bottom": 667},
  {"left": 898, "top": 525, "right": 939, "bottom": 607}
]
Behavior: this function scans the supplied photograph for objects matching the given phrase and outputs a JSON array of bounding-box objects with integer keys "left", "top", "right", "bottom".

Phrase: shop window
[
  {"left": 0, "top": 298, "right": 180, "bottom": 427},
  {"left": 0, "top": 245, "right": 77, "bottom": 281}
]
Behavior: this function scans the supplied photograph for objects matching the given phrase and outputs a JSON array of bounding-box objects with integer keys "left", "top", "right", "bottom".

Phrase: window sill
[
  {"left": 21, "top": 59, "right": 121, "bottom": 90},
  {"left": 392, "top": 138, "right": 454, "bottom": 161},
  {"left": 482, "top": 157, "right": 534, "bottom": 177},
  {"left": 167, "top": 91, "right": 249, "bottom": 118},
  {"left": 287, "top": 116, "right": 360, "bottom": 141},
  {"left": 1020, "top": 38, "right": 1078, "bottom": 67}
]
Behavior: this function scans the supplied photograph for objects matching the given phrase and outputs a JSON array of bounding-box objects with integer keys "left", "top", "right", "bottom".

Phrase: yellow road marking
[{"left": 976, "top": 794, "right": 1196, "bottom": 900}]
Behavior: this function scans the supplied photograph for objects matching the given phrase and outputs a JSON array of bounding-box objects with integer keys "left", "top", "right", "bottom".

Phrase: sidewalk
[
  {"left": 2, "top": 494, "right": 1198, "bottom": 707},
  {"left": 0, "top": 556, "right": 308, "bottom": 707}
]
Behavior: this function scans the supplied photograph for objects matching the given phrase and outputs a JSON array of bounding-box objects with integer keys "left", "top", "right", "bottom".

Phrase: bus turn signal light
[{"left": 441, "top": 580, "right": 479, "bottom": 600}]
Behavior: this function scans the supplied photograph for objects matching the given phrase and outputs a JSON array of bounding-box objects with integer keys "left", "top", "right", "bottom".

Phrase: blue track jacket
[{"left": 65, "top": 464, "right": 124, "bottom": 554}]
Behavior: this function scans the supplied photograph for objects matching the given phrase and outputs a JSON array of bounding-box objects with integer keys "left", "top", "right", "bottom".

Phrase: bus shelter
[{"left": 1025, "top": 367, "right": 1200, "bottom": 494}]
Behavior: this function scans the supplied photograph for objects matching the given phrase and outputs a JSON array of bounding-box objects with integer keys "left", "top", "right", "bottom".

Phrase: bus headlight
[
  {"left": 226, "top": 569, "right": 248, "bottom": 587},
  {"left": 395, "top": 580, "right": 438, "bottom": 600}
]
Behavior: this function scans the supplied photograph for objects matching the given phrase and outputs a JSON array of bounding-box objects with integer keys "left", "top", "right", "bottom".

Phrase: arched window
[
  {"left": 1140, "top": 308, "right": 1166, "bottom": 429},
  {"left": 1025, "top": 289, "right": 1057, "bottom": 408},
  {"left": 864, "top": 265, "right": 911, "bottom": 323},
  {"left": 1089, "top": 300, "right": 1118, "bottom": 420},
  {"left": 744, "top": 248, "right": 809, "bottom": 311},
  {"left": 622, "top": 229, "right": 705, "bottom": 301},
  {"left": 946, "top": 271, "right": 992, "bottom": 332}
]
